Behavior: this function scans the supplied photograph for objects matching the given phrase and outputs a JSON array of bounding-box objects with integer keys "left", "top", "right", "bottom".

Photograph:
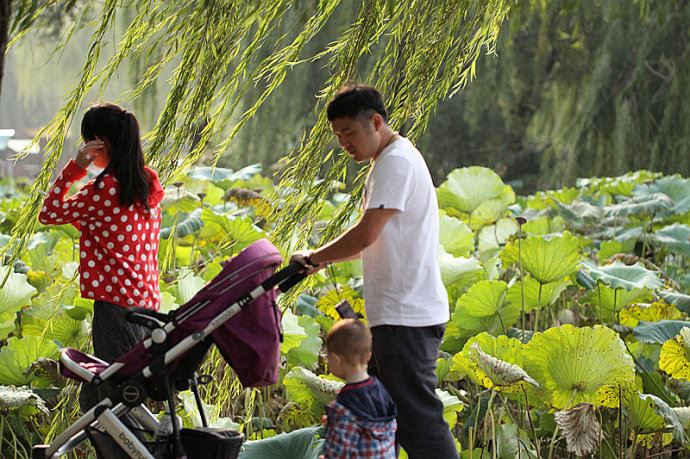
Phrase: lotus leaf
[
  {"left": 0, "top": 264, "right": 38, "bottom": 339},
  {"left": 0, "top": 336, "right": 59, "bottom": 386},
  {"left": 633, "top": 320, "right": 690, "bottom": 345},
  {"left": 604, "top": 193, "right": 673, "bottom": 219},
  {"left": 522, "top": 215, "right": 566, "bottom": 236},
  {"left": 501, "top": 231, "right": 581, "bottom": 284},
  {"left": 659, "top": 327, "right": 690, "bottom": 381},
  {"left": 649, "top": 223, "right": 690, "bottom": 257},
  {"left": 450, "top": 280, "right": 520, "bottom": 345},
  {"left": 283, "top": 367, "right": 343, "bottom": 421},
  {"left": 315, "top": 286, "right": 365, "bottom": 321},
  {"left": 619, "top": 301, "right": 681, "bottom": 327},
  {"left": 597, "top": 239, "right": 636, "bottom": 263},
  {"left": 585, "top": 285, "right": 651, "bottom": 322},
  {"left": 658, "top": 290, "right": 690, "bottom": 315},
  {"left": 22, "top": 301, "right": 90, "bottom": 349},
  {"left": 582, "top": 261, "right": 663, "bottom": 292},
  {"left": 506, "top": 275, "right": 570, "bottom": 312},
  {"left": 634, "top": 175, "right": 690, "bottom": 215},
  {"left": 624, "top": 392, "right": 685, "bottom": 445},
  {"left": 477, "top": 218, "right": 518, "bottom": 260},
  {"left": 439, "top": 251, "right": 484, "bottom": 291},
  {"left": 436, "top": 388, "right": 464, "bottom": 429},
  {"left": 0, "top": 386, "right": 49, "bottom": 419},
  {"left": 459, "top": 333, "right": 538, "bottom": 394},
  {"left": 439, "top": 212, "right": 474, "bottom": 257},
  {"left": 554, "top": 403, "right": 602, "bottom": 457},
  {"left": 437, "top": 167, "right": 515, "bottom": 229},
  {"left": 522, "top": 325, "right": 635, "bottom": 409}
]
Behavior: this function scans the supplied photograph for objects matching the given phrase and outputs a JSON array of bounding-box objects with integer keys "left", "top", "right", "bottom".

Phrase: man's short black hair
[{"left": 327, "top": 83, "right": 388, "bottom": 123}]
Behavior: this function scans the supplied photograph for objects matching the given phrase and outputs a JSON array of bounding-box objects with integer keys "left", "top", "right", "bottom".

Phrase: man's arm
[{"left": 292, "top": 208, "right": 398, "bottom": 269}]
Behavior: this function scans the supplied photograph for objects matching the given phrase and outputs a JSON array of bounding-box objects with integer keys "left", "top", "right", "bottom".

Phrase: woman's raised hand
[{"left": 75, "top": 140, "right": 104, "bottom": 169}]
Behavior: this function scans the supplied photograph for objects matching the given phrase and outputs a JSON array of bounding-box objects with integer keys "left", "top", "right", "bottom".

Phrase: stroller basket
[
  {"left": 33, "top": 239, "right": 306, "bottom": 459},
  {"left": 181, "top": 428, "right": 244, "bottom": 459}
]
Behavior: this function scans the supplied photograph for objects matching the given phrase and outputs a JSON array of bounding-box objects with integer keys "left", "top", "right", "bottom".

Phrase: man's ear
[{"left": 371, "top": 113, "right": 385, "bottom": 131}]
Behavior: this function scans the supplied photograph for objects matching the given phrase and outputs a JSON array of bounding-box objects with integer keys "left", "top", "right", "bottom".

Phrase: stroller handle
[{"left": 260, "top": 261, "right": 308, "bottom": 293}]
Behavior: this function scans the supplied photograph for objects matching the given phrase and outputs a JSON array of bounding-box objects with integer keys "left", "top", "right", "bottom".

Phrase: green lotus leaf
[
  {"left": 188, "top": 164, "right": 262, "bottom": 190},
  {"left": 495, "top": 423, "right": 539, "bottom": 459},
  {"left": 597, "top": 239, "right": 636, "bottom": 263},
  {"left": 437, "top": 166, "right": 510, "bottom": 215},
  {"left": 22, "top": 302, "right": 90, "bottom": 349},
  {"left": 582, "top": 261, "right": 663, "bottom": 292},
  {"left": 527, "top": 187, "right": 580, "bottom": 210},
  {"left": 439, "top": 250, "right": 484, "bottom": 291},
  {"left": 659, "top": 327, "right": 690, "bottom": 380},
  {"left": 585, "top": 285, "right": 651, "bottom": 322},
  {"left": 624, "top": 392, "right": 685, "bottom": 444},
  {"left": 604, "top": 193, "right": 673, "bottom": 219},
  {"left": 634, "top": 175, "right": 690, "bottom": 215},
  {"left": 522, "top": 325, "right": 635, "bottom": 409},
  {"left": 283, "top": 367, "right": 343, "bottom": 422},
  {"left": 477, "top": 218, "right": 518, "bottom": 261},
  {"left": 0, "top": 336, "right": 60, "bottom": 387},
  {"left": 281, "top": 309, "right": 308, "bottom": 355},
  {"left": 649, "top": 224, "right": 690, "bottom": 257},
  {"left": 315, "top": 286, "right": 365, "bottom": 321},
  {"left": 160, "top": 208, "right": 203, "bottom": 239},
  {"left": 658, "top": 290, "right": 690, "bottom": 315},
  {"left": 459, "top": 333, "right": 538, "bottom": 394},
  {"left": 501, "top": 231, "right": 581, "bottom": 284},
  {"left": 436, "top": 388, "right": 464, "bottom": 429},
  {"left": 506, "top": 276, "right": 570, "bottom": 312},
  {"left": 0, "top": 265, "right": 38, "bottom": 339},
  {"left": 172, "top": 267, "right": 206, "bottom": 304},
  {"left": 286, "top": 314, "right": 322, "bottom": 370},
  {"left": 199, "top": 208, "right": 263, "bottom": 253},
  {"left": 619, "top": 301, "right": 681, "bottom": 327},
  {"left": 439, "top": 212, "right": 474, "bottom": 257},
  {"left": 469, "top": 187, "right": 516, "bottom": 230},
  {"left": 449, "top": 280, "right": 520, "bottom": 345},
  {"left": 633, "top": 320, "right": 690, "bottom": 345},
  {"left": 522, "top": 215, "right": 565, "bottom": 236},
  {"left": 578, "top": 171, "right": 661, "bottom": 198},
  {"left": 555, "top": 200, "right": 603, "bottom": 225}
]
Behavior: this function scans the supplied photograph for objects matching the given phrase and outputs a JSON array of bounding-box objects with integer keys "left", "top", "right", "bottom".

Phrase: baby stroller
[{"left": 32, "top": 239, "right": 305, "bottom": 459}]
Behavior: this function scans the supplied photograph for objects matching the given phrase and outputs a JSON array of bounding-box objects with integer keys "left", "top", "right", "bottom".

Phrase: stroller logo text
[{"left": 118, "top": 431, "right": 145, "bottom": 459}]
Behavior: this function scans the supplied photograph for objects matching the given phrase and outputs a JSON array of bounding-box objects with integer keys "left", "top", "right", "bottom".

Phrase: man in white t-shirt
[{"left": 291, "top": 84, "right": 457, "bottom": 458}]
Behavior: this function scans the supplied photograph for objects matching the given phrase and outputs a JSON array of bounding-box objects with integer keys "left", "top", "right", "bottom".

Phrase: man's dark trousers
[{"left": 369, "top": 323, "right": 458, "bottom": 459}]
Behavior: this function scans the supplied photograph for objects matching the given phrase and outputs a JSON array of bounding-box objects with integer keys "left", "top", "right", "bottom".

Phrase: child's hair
[
  {"left": 81, "top": 102, "right": 150, "bottom": 209},
  {"left": 326, "top": 83, "right": 388, "bottom": 123},
  {"left": 326, "top": 319, "right": 371, "bottom": 365}
]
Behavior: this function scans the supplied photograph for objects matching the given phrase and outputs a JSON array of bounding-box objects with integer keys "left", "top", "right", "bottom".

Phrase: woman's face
[{"left": 90, "top": 136, "right": 111, "bottom": 168}]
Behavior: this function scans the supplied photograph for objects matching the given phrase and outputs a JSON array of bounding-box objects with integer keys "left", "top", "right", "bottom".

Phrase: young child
[
  {"left": 39, "top": 102, "right": 164, "bottom": 458},
  {"left": 321, "top": 319, "right": 397, "bottom": 459}
]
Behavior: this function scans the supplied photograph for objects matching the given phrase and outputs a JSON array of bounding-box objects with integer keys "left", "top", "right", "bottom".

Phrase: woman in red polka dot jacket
[{"left": 39, "top": 103, "right": 164, "bottom": 458}]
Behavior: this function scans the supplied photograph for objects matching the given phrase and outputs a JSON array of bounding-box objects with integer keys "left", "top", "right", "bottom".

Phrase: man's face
[{"left": 330, "top": 115, "right": 381, "bottom": 163}]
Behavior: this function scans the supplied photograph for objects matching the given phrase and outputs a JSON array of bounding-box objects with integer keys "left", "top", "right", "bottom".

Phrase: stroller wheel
[{"left": 31, "top": 445, "right": 48, "bottom": 459}]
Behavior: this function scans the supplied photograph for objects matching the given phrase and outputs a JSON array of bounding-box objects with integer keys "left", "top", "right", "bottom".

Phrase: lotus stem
[
  {"left": 518, "top": 219, "right": 526, "bottom": 335},
  {"left": 547, "top": 425, "right": 560, "bottom": 459},
  {"left": 613, "top": 289, "right": 619, "bottom": 324},
  {"left": 523, "top": 386, "right": 541, "bottom": 458},
  {"left": 618, "top": 385, "right": 623, "bottom": 459},
  {"left": 598, "top": 283, "right": 603, "bottom": 324}
]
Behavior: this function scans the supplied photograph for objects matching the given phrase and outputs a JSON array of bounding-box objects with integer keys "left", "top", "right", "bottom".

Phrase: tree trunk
[{"left": 0, "top": 0, "right": 10, "bottom": 101}]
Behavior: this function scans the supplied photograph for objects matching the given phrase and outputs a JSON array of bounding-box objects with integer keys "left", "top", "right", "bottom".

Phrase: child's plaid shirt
[{"left": 322, "top": 377, "right": 397, "bottom": 458}]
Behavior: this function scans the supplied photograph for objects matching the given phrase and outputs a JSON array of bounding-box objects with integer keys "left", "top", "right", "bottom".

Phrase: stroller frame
[{"left": 33, "top": 254, "right": 303, "bottom": 459}]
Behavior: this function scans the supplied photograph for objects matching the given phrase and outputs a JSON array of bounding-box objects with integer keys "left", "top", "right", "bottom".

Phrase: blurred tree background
[{"left": 2, "top": 0, "right": 689, "bottom": 194}]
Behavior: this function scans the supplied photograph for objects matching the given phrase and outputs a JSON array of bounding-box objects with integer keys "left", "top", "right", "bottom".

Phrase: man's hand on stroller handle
[{"left": 290, "top": 251, "right": 323, "bottom": 275}]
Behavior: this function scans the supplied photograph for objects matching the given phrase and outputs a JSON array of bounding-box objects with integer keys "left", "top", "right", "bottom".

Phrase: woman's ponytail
[{"left": 83, "top": 104, "right": 150, "bottom": 209}]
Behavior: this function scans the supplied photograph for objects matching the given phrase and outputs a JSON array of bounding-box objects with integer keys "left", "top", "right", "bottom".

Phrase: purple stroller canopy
[{"left": 106, "top": 238, "right": 285, "bottom": 387}]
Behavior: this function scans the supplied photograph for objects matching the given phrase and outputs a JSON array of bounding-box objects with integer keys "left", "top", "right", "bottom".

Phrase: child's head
[
  {"left": 326, "top": 319, "right": 371, "bottom": 379},
  {"left": 81, "top": 103, "right": 150, "bottom": 208}
]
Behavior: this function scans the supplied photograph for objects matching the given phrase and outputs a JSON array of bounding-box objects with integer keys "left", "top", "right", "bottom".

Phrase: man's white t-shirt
[{"left": 362, "top": 136, "right": 449, "bottom": 327}]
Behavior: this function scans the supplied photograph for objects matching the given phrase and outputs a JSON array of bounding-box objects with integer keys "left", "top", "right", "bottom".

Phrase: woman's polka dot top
[{"left": 39, "top": 159, "right": 165, "bottom": 310}]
